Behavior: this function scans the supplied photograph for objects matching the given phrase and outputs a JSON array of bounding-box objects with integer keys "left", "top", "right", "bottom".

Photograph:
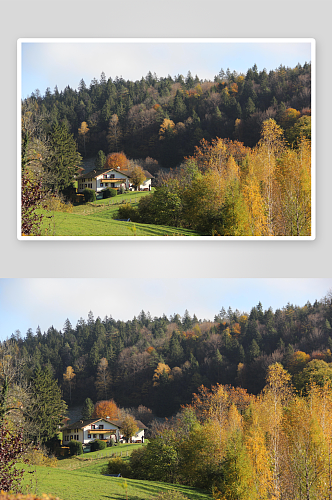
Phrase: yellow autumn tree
[
  {"left": 255, "top": 119, "right": 285, "bottom": 235},
  {"left": 208, "top": 139, "right": 228, "bottom": 175},
  {"left": 78, "top": 121, "right": 89, "bottom": 156},
  {"left": 153, "top": 363, "right": 172, "bottom": 386},
  {"left": 242, "top": 153, "right": 269, "bottom": 236},
  {"left": 121, "top": 414, "right": 139, "bottom": 442},
  {"left": 63, "top": 366, "right": 76, "bottom": 403},
  {"left": 129, "top": 165, "right": 146, "bottom": 191},
  {"left": 244, "top": 402, "right": 275, "bottom": 500},
  {"left": 276, "top": 136, "right": 311, "bottom": 236},
  {"left": 286, "top": 350, "right": 311, "bottom": 375},
  {"left": 260, "top": 363, "right": 292, "bottom": 499},
  {"left": 159, "top": 119, "right": 176, "bottom": 140},
  {"left": 308, "top": 382, "right": 332, "bottom": 496},
  {"left": 225, "top": 155, "right": 239, "bottom": 182},
  {"left": 283, "top": 396, "right": 326, "bottom": 499}
]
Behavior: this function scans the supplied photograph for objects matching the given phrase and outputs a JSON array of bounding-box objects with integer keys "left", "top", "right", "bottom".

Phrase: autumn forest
[
  {"left": 3, "top": 289, "right": 332, "bottom": 499},
  {"left": 22, "top": 62, "right": 312, "bottom": 236}
]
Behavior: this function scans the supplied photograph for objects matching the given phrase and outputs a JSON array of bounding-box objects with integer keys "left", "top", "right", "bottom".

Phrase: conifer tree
[
  {"left": 25, "top": 367, "right": 67, "bottom": 445},
  {"left": 81, "top": 397, "right": 94, "bottom": 420},
  {"left": 46, "top": 123, "right": 82, "bottom": 193},
  {"left": 95, "top": 150, "right": 106, "bottom": 169}
]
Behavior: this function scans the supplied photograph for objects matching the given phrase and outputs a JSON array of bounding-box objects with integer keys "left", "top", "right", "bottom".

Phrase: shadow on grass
[{"left": 99, "top": 477, "right": 211, "bottom": 500}]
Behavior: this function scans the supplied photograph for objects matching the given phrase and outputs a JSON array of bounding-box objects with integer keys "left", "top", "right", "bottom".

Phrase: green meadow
[
  {"left": 22, "top": 446, "right": 211, "bottom": 500},
  {"left": 40, "top": 191, "right": 200, "bottom": 237}
]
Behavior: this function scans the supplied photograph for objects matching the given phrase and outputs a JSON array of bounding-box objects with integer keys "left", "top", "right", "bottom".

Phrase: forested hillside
[
  {"left": 21, "top": 63, "right": 312, "bottom": 237},
  {"left": 3, "top": 291, "right": 332, "bottom": 418},
  {"left": 23, "top": 63, "right": 311, "bottom": 168}
]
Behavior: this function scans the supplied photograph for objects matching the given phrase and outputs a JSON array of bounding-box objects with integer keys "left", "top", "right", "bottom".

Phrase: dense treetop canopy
[
  {"left": 23, "top": 63, "right": 311, "bottom": 168},
  {"left": 3, "top": 289, "right": 331, "bottom": 417}
]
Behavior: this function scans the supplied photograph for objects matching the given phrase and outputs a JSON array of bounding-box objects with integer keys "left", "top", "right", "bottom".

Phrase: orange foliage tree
[
  {"left": 91, "top": 399, "right": 119, "bottom": 420},
  {"left": 104, "top": 152, "right": 128, "bottom": 171}
]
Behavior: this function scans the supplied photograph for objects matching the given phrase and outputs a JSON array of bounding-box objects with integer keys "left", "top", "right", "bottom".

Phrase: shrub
[
  {"left": 45, "top": 195, "right": 73, "bottom": 213},
  {"left": 129, "top": 447, "right": 147, "bottom": 478},
  {"left": 90, "top": 439, "right": 107, "bottom": 452},
  {"left": 67, "top": 440, "right": 83, "bottom": 456},
  {"left": 25, "top": 446, "right": 57, "bottom": 466},
  {"left": 102, "top": 188, "right": 117, "bottom": 199},
  {"left": 104, "top": 457, "right": 132, "bottom": 477},
  {"left": 83, "top": 188, "right": 96, "bottom": 202},
  {"left": 116, "top": 204, "right": 140, "bottom": 222}
]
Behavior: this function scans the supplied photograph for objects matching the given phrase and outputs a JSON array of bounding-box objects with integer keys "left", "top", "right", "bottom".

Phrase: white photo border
[{"left": 17, "top": 37, "right": 316, "bottom": 241}]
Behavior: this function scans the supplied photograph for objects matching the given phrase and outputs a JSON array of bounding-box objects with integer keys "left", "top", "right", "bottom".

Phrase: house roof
[
  {"left": 61, "top": 417, "right": 147, "bottom": 431},
  {"left": 61, "top": 418, "right": 120, "bottom": 431},
  {"left": 77, "top": 167, "right": 153, "bottom": 181},
  {"left": 133, "top": 419, "right": 148, "bottom": 430},
  {"left": 77, "top": 168, "right": 130, "bottom": 180}
]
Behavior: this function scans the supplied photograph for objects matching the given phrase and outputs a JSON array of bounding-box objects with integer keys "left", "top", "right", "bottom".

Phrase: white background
[{"left": 1, "top": 0, "right": 330, "bottom": 279}]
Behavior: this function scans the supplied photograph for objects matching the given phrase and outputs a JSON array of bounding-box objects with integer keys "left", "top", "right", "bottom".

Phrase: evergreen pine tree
[
  {"left": 26, "top": 367, "right": 67, "bottom": 445},
  {"left": 95, "top": 150, "right": 106, "bottom": 169},
  {"left": 47, "top": 123, "right": 82, "bottom": 193},
  {"left": 81, "top": 397, "right": 94, "bottom": 419}
]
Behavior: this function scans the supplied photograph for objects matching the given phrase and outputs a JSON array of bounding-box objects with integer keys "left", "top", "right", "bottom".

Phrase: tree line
[{"left": 2, "top": 291, "right": 332, "bottom": 419}]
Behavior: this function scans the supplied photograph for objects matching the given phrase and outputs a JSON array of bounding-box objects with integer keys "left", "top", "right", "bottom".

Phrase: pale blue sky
[
  {"left": 20, "top": 39, "right": 312, "bottom": 99},
  {"left": 0, "top": 278, "right": 330, "bottom": 341}
]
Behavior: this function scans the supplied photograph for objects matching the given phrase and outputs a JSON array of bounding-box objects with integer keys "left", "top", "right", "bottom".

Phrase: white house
[
  {"left": 62, "top": 418, "right": 121, "bottom": 445},
  {"left": 61, "top": 417, "right": 147, "bottom": 445},
  {"left": 76, "top": 167, "right": 153, "bottom": 194}
]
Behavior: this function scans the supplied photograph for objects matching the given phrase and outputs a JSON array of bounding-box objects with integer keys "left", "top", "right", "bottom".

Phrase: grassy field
[
  {"left": 21, "top": 445, "right": 212, "bottom": 500},
  {"left": 40, "top": 191, "right": 200, "bottom": 237}
]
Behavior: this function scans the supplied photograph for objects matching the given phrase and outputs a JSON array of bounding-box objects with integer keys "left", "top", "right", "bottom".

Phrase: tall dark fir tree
[
  {"left": 46, "top": 123, "right": 82, "bottom": 193},
  {"left": 25, "top": 367, "right": 67, "bottom": 446}
]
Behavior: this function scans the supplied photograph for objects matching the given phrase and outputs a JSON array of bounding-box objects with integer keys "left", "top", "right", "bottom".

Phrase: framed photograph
[{"left": 18, "top": 38, "right": 315, "bottom": 240}]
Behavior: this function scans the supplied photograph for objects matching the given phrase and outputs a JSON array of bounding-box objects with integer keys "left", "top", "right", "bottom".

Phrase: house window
[
  {"left": 100, "top": 183, "right": 103, "bottom": 187},
  {"left": 88, "top": 433, "right": 91, "bottom": 439},
  {"left": 110, "top": 174, "right": 115, "bottom": 179},
  {"left": 103, "top": 174, "right": 107, "bottom": 179},
  {"left": 88, "top": 183, "right": 92, "bottom": 188},
  {"left": 91, "top": 425, "right": 95, "bottom": 429},
  {"left": 99, "top": 434, "right": 103, "bottom": 440},
  {"left": 99, "top": 425, "right": 104, "bottom": 429}
]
